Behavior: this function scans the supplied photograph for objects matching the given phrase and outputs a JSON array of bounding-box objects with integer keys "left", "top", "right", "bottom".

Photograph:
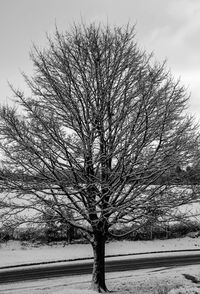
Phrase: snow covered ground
[
  {"left": 1, "top": 237, "right": 200, "bottom": 293},
  {"left": 0, "top": 236, "right": 200, "bottom": 268},
  {"left": 1, "top": 264, "right": 200, "bottom": 293}
]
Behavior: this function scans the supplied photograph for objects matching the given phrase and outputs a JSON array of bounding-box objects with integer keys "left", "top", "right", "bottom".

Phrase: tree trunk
[{"left": 91, "top": 231, "right": 108, "bottom": 293}]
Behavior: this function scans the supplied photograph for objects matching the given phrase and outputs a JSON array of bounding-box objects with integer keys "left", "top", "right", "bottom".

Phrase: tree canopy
[{"left": 0, "top": 24, "right": 198, "bottom": 292}]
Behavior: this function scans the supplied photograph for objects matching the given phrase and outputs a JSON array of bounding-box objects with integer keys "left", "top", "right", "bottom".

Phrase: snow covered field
[
  {"left": 0, "top": 236, "right": 200, "bottom": 268},
  {"left": 1, "top": 237, "right": 200, "bottom": 293}
]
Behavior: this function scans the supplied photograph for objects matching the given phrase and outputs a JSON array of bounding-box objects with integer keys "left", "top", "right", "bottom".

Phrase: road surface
[{"left": 0, "top": 253, "right": 200, "bottom": 284}]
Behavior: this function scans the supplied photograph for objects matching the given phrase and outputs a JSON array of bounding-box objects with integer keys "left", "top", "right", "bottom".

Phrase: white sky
[{"left": 0, "top": 0, "right": 200, "bottom": 120}]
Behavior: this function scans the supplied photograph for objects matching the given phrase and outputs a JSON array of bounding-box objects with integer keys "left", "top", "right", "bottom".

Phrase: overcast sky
[{"left": 0, "top": 0, "right": 200, "bottom": 120}]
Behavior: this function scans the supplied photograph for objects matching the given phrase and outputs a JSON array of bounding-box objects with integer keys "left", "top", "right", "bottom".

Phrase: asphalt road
[{"left": 0, "top": 253, "right": 200, "bottom": 284}]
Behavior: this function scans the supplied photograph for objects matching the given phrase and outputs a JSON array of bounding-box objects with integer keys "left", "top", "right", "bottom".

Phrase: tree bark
[{"left": 91, "top": 231, "right": 108, "bottom": 293}]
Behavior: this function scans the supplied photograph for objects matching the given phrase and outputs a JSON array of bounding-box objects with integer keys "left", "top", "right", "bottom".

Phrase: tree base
[{"left": 91, "top": 281, "right": 109, "bottom": 293}]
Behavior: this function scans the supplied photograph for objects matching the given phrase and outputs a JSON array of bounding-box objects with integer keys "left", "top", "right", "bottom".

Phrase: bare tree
[{"left": 0, "top": 24, "right": 198, "bottom": 292}]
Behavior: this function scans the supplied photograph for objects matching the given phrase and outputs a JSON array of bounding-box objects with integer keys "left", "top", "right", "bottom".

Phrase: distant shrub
[
  {"left": 109, "top": 220, "right": 200, "bottom": 241},
  {"left": 2, "top": 219, "right": 200, "bottom": 244},
  {"left": 0, "top": 225, "right": 15, "bottom": 242},
  {"left": 14, "top": 227, "right": 46, "bottom": 243},
  {"left": 12, "top": 225, "right": 83, "bottom": 244},
  {"left": 0, "top": 231, "right": 10, "bottom": 242},
  {"left": 169, "top": 221, "right": 200, "bottom": 239}
]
